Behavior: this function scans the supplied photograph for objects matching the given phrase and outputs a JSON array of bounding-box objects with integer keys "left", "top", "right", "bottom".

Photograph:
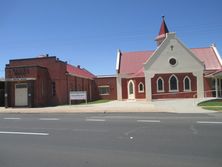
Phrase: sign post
[{"left": 69, "top": 91, "right": 87, "bottom": 105}]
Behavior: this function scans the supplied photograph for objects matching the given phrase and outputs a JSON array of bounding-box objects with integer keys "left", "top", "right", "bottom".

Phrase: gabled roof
[
  {"left": 66, "top": 64, "right": 96, "bottom": 79},
  {"left": 119, "top": 51, "right": 153, "bottom": 75},
  {"left": 191, "top": 47, "right": 221, "bottom": 70},
  {"left": 118, "top": 47, "right": 222, "bottom": 77}
]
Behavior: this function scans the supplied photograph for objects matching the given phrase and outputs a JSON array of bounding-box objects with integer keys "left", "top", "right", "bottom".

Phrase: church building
[{"left": 116, "top": 16, "right": 222, "bottom": 101}]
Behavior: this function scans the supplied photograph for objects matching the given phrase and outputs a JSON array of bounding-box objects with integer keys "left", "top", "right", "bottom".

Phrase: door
[
  {"left": 15, "top": 83, "right": 28, "bottom": 106},
  {"left": 128, "top": 80, "right": 135, "bottom": 99}
]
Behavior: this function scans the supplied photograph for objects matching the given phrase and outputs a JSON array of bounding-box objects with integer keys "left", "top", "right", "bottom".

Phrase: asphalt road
[{"left": 0, "top": 112, "right": 222, "bottom": 167}]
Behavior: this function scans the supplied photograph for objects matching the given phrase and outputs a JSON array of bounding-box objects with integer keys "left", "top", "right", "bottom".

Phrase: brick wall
[
  {"left": 121, "top": 78, "right": 146, "bottom": 99},
  {"left": 151, "top": 73, "right": 197, "bottom": 99},
  {"left": 95, "top": 77, "right": 117, "bottom": 100},
  {"left": 5, "top": 56, "right": 98, "bottom": 107}
]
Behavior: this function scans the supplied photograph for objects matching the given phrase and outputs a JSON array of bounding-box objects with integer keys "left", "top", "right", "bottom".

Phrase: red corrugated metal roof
[
  {"left": 191, "top": 47, "right": 221, "bottom": 70},
  {"left": 66, "top": 64, "right": 96, "bottom": 79},
  {"left": 119, "top": 51, "right": 153, "bottom": 75},
  {"left": 119, "top": 47, "right": 221, "bottom": 77}
]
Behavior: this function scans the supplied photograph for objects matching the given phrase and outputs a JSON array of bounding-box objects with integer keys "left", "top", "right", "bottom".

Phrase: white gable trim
[
  {"left": 144, "top": 32, "right": 205, "bottom": 70},
  {"left": 116, "top": 49, "right": 121, "bottom": 72},
  {"left": 211, "top": 44, "right": 222, "bottom": 66}
]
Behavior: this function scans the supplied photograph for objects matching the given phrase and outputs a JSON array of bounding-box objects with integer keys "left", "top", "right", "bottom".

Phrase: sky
[{"left": 0, "top": 0, "right": 222, "bottom": 77}]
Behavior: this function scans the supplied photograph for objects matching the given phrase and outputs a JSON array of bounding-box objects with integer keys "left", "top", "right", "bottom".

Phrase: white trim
[
  {"left": 98, "top": 85, "right": 110, "bottom": 95},
  {"left": 169, "top": 74, "right": 179, "bottom": 92},
  {"left": 127, "top": 80, "right": 135, "bottom": 99},
  {"left": 156, "top": 77, "right": 164, "bottom": 92},
  {"left": 138, "top": 82, "right": 144, "bottom": 93},
  {"left": 115, "top": 49, "right": 121, "bottom": 72},
  {"left": 183, "top": 76, "right": 191, "bottom": 91},
  {"left": 211, "top": 44, "right": 222, "bottom": 66},
  {"left": 144, "top": 32, "right": 204, "bottom": 70}
]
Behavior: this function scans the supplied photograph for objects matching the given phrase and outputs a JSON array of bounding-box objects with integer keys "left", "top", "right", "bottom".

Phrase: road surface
[{"left": 0, "top": 112, "right": 222, "bottom": 167}]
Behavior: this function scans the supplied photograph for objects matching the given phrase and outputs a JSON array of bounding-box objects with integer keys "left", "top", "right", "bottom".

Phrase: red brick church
[
  {"left": 115, "top": 16, "right": 222, "bottom": 101},
  {"left": 1, "top": 17, "right": 222, "bottom": 107}
]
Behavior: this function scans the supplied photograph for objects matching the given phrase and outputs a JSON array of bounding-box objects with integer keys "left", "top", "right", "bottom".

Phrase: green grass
[
  {"left": 198, "top": 99, "right": 222, "bottom": 106},
  {"left": 86, "top": 99, "right": 111, "bottom": 104},
  {"left": 198, "top": 99, "right": 222, "bottom": 111},
  {"left": 75, "top": 99, "right": 111, "bottom": 105}
]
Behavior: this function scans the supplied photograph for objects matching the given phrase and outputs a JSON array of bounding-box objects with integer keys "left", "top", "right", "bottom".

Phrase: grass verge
[
  {"left": 77, "top": 99, "right": 111, "bottom": 105},
  {"left": 198, "top": 99, "right": 222, "bottom": 112}
]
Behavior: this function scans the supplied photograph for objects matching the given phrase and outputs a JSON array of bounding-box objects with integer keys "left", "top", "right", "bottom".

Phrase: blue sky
[{"left": 0, "top": 0, "right": 222, "bottom": 77}]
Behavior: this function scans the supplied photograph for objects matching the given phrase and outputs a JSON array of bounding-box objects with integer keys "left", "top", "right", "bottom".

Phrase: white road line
[
  {"left": 197, "top": 121, "right": 222, "bottom": 124},
  {"left": 137, "top": 120, "right": 160, "bottom": 123},
  {"left": 3, "top": 118, "right": 21, "bottom": 120},
  {"left": 85, "top": 119, "right": 106, "bottom": 122},
  {"left": 39, "top": 118, "right": 59, "bottom": 121},
  {"left": 0, "top": 131, "right": 49, "bottom": 136}
]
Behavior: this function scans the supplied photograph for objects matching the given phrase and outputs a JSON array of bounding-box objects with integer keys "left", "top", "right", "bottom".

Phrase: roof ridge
[{"left": 122, "top": 50, "right": 154, "bottom": 54}]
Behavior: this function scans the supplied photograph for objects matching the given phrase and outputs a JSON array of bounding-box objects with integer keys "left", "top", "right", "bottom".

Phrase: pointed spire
[
  {"left": 158, "top": 16, "right": 169, "bottom": 35},
  {"left": 155, "top": 16, "right": 170, "bottom": 46}
]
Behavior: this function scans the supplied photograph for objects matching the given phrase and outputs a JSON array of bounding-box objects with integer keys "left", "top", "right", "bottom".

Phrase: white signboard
[{"left": 69, "top": 91, "right": 87, "bottom": 104}]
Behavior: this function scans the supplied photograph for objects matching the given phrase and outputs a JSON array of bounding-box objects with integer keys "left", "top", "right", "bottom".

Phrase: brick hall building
[
  {"left": 4, "top": 56, "right": 101, "bottom": 107},
  {"left": 115, "top": 16, "right": 222, "bottom": 101}
]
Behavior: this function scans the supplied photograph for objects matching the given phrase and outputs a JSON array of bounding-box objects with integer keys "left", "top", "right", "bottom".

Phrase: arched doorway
[{"left": 128, "top": 80, "right": 135, "bottom": 99}]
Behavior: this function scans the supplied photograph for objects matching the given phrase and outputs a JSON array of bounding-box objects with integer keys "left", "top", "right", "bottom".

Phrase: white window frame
[
  {"left": 98, "top": 85, "right": 110, "bottom": 95},
  {"left": 138, "top": 82, "right": 144, "bottom": 93},
  {"left": 183, "top": 76, "right": 191, "bottom": 92},
  {"left": 169, "top": 74, "right": 179, "bottom": 92},
  {"left": 156, "top": 77, "right": 164, "bottom": 92}
]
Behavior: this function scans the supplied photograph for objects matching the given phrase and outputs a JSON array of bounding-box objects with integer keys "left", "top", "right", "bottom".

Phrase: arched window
[
  {"left": 129, "top": 81, "right": 134, "bottom": 94},
  {"left": 157, "top": 77, "right": 164, "bottom": 92},
  {"left": 169, "top": 75, "right": 178, "bottom": 92},
  {"left": 138, "top": 82, "right": 144, "bottom": 93},
  {"left": 183, "top": 76, "right": 191, "bottom": 91}
]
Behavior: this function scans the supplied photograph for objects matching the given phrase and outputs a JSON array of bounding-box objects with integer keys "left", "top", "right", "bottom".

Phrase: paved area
[
  {"left": 0, "top": 98, "right": 217, "bottom": 113},
  {"left": 0, "top": 112, "right": 222, "bottom": 167}
]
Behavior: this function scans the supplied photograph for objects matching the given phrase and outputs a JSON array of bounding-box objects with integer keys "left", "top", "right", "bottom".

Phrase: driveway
[{"left": 0, "top": 98, "right": 216, "bottom": 113}]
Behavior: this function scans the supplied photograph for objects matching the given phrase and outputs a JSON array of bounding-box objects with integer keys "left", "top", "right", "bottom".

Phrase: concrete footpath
[{"left": 0, "top": 98, "right": 217, "bottom": 114}]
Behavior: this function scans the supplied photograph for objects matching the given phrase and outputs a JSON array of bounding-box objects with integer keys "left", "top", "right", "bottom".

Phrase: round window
[{"left": 169, "top": 58, "right": 177, "bottom": 66}]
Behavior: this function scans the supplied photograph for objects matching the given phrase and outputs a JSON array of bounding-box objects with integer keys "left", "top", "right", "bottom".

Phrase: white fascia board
[
  {"left": 115, "top": 49, "right": 121, "bottom": 72},
  {"left": 211, "top": 45, "right": 222, "bottom": 66}
]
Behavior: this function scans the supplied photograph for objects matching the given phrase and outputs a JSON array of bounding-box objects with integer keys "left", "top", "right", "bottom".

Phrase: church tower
[{"left": 155, "top": 16, "right": 169, "bottom": 46}]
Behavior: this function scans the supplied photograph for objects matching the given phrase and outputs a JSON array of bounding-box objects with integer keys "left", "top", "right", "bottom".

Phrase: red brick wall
[
  {"left": 151, "top": 73, "right": 197, "bottom": 99},
  {"left": 5, "top": 66, "right": 50, "bottom": 107},
  {"left": 5, "top": 56, "right": 99, "bottom": 107},
  {"left": 95, "top": 77, "right": 117, "bottom": 100},
  {"left": 121, "top": 78, "right": 146, "bottom": 99},
  {"left": 7, "top": 57, "right": 68, "bottom": 106},
  {"left": 135, "top": 78, "right": 146, "bottom": 99},
  {"left": 67, "top": 75, "right": 98, "bottom": 103}
]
